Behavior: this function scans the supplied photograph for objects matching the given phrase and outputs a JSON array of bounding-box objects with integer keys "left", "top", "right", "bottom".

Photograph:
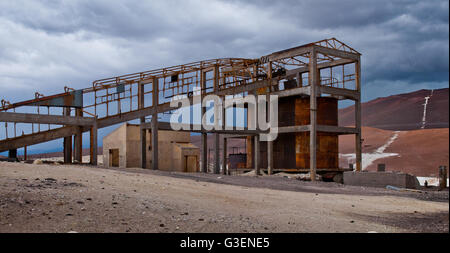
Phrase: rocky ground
[{"left": 0, "top": 161, "right": 448, "bottom": 233}]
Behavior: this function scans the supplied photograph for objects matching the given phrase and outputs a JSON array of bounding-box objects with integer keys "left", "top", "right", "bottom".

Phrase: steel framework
[{"left": 0, "top": 38, "right": 362, "bottom": 179}]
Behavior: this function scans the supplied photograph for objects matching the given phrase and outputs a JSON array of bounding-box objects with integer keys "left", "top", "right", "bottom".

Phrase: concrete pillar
[
  {"left": 151, "top": 118, "right": 158, "bottom": 170},
  {"left": 439, "top": 166, "right": 448, "bottom": 190},
  {"left": 200, "top": 68, "right": 208, "bottom": 173},
  {"left": 267, "top": 140, "right": 273, "bottom": 175},
  {"left": 214, "top": 133, "right": 220, "bottom": 174},
  {"left": 151, "top": 78, "right": 159, "bottom": 170},
  {"left": 213, "top": 65, "right": 219, "bottom": 92},
  {"left": 89, "top": 118, "right": 98, "bottom": 165},
  {"left": 63, "top": 107, "right": 72, "bottom": 164},
  {"left": 355, "top": 58, "right": 362, "bottom": 172},
  {"left": 213, "top": 87, "right": 223, "bottom": 174},
  {"left": 138, "top": 80, "right": 146, "bottom": 169},
  {"left": 201, "top": 133, "right": 207, "bottom": 173},
  {"left": 254, "top": 135, "right": 260, "bottom": 175},
  {"left": 309, "top": 47, "right": 318, "bottom": 181},
  {"left": 222, "top": 136, "right": 227, "bottom": 175},
  {"left": 141, "top": 129, "right": 147, "bottom": 168},
  {"left": 74, "top": 108, "right": 83, "bottom": 163},
  {"left": 266, "top": 91, "right": 273, "bottom": 175},
  {"left": 297, "top": 72, "right": 303, "bottom": 87},
  {"left": 247, "top": 136, "right": 254, "bottom": 169},
  {"left": 247, "top": 89, "right": 257, "bottom": 170}
]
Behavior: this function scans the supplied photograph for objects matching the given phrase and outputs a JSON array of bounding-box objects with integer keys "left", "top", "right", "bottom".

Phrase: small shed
[{"left": 103, "top": 123, "right": 200, "bottom": 172}]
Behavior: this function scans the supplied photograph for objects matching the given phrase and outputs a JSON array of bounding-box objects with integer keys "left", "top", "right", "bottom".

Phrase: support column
[
  {"left": 141, "top": 129, "right": 147, "bottom": 168},
  {"left": 89, "top": 118, "right": 98, "bottom": 165},
  {"left": 439, "top": 166, "right": 448, "bottom": 190},
  {"left": 297, "top": 72, "right": 303, "bottom": 87},
  {"left": 201, "top": 133, "right": 207, "bottom": 173},
  {"left": 267, "top": 140, "right": 273, "bottom": 175},
  {"left": 63, "top": 107, "right": 72, "bottom": 164},
  {"left": 355, "top": 57, "right": 362, "bottom": 172},
  {"left": 214, "top": 133, "right": 220, "bottom": 174},
  {"left": 23, "top": 146, "right": 27, "bottom": 161},
  {"left": 246, "top": 136, "right": 254, "bottom": 169},
  {"left": 254, "top": 134, "right": 260, "bottom": 175},
  {"left": 266, "top": 92, "right": 273, "bottom": 175},
  {"left": 247, "top": 89, "right": 257, "bottom": 170},
  {"left": 74, "top": 108, "right": 83, "bottom": 163},
  {"left": 138, "top": 80, "right": 146, "bottom": 168},
  {"left": 309, "top": 47, "right": 318, "bottom": 181},
  {"left": 151, "top": 78, "right": 159, "bottom": 170},
  {"left": 220, "top": 95, "right": 226, "bottom": 174},
  {"left": 222, "top": 136, "right": 227, "bottom": 175},
  {"left": 213, "top": 64, "right": 219, "bottom": 92},
  {"left": 200, "top": 69, "right": 208, "bottom": 173}
]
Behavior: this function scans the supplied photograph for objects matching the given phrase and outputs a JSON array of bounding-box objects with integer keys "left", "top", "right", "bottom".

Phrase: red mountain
[{"left": 339, "top": 88, "right": 449, "bottom": 130}]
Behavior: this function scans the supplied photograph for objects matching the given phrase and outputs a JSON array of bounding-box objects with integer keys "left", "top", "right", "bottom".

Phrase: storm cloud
[{"left": 0, "top": 0, "right": 448, "bottom": 103}]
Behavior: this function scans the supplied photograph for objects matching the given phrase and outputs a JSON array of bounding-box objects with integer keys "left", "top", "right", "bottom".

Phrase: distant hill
[
  {"left": 8, "top": 88, "right": 448, "bottom": 177},
  {"left": 339, "top": 88, "right": 449, "bottom": 130},
  {"left": 339, "top": 127, "right": 449, "bottom": 177},
  {"left": 9, "top": 147, "right": 102, "bottom": 160}
]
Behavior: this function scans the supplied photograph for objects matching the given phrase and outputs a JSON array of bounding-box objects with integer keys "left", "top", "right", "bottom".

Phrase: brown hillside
[{"left": 339, "top": 88, "right": 449, "bottom": 130}]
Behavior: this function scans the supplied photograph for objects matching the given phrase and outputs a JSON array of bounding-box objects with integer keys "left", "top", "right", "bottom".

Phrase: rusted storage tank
[
  {"left": 294, "top": 96, "right": 339, "bottom": 169},
  {"left": 248, "top": 95, "right": 339, "bottom": 170}
]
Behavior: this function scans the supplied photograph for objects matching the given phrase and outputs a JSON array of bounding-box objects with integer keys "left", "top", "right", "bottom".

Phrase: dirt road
[{"left": 0, "top": 162, "right": 448, "bottom": 233}]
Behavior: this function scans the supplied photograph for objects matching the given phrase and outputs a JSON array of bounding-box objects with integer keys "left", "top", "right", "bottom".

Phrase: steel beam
[
  {"left": 0, "top": 111, "right": 95, "bottom": 126},
  {"left": 315, "top": 45, "right": 360, "bottom": 61}
]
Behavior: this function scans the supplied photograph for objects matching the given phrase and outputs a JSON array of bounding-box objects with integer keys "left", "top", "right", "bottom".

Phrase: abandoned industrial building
[
  {"left": 0, "top": 38, "right": 362, "bottom": 181},
  {"left": 103, "top": 123, "right": 199, "bottom": 172}
]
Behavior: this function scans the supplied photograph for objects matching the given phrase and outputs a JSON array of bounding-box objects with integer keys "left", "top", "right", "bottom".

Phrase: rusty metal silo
[
  {"left": 294, "top": 96, "right": 339, "bottom": 169},
  {"left": 248, "top": 95, "right": 339, "bottom": 171}
]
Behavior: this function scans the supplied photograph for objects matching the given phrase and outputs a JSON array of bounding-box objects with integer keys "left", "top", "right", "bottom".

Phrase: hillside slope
[
  {"left": 339, "top": 127, "right": 449, "bottom": 177},
  {"left": 339, "top": 88, "right": 449, "bottom": 130}
]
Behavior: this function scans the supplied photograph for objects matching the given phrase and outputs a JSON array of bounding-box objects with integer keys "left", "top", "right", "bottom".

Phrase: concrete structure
[
  {"left": 103, "top": 123, "right": 199, "bottom": 172},
  {"left": 1, "top": 38, "right": 361, "bottom": 181},
  {"left": 343, "top": 171, "right": 420, "bottom": 189}
]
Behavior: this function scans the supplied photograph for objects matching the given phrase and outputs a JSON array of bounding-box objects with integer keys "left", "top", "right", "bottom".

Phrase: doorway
[
  {"left": 109, "top": 149, "right": 119, "bottom": 167},
  {"left": 185, "top": 156, "right": 197, "bottom": 172}
]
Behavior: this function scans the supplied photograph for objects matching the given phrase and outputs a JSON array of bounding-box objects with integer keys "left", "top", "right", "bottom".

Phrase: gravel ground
[{"left": 0, "top": 161, "right": 448, "bottom": 233}]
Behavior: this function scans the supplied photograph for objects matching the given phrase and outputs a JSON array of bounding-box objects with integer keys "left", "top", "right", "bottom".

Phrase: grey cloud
[
  {"left": 0, "top": 0, "right": 448, "bottom": 104},
  {"left": 0, "top": 0, "right": 448, "bottom": 154}
]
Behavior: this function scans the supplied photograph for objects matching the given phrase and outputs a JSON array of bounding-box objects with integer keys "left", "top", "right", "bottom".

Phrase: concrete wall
[
  {"left": 103, "top": 123, "right": 199, "bottom": 172},
  {"left": 102, "top": 124, "right": 127, "bottom": 168},
  {"left": 126, "top": 125, "right": 150, "bottom": 168},
  {"left": 147, "top": 130, "right": 192, "bottom": 170},
  {"left": 344, "top": 171, "right": 420, "bottom": 189},
  {"left": 174, "top": 143, "right": 200, "bottom": 172}
]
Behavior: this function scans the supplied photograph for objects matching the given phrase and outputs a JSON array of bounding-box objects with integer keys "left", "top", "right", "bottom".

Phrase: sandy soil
[{"left": 0, "top": 161, "right": 448, "bottom": 233}]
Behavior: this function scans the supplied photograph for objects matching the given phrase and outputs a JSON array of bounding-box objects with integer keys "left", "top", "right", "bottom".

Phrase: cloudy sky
[
  {"left": 1, "top": 0, "right": 448, "bottom": 103},
  {"left": 0, "top": 0, "right": 449, "bottom": 154}
]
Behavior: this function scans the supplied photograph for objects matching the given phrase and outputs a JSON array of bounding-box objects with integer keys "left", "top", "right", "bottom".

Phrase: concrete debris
[
  {"left": 32, "top": 159, "right": 43, "bottom": 165},
  {"left": 239, "top": 170, "right": 267, "bottom": 177},
  {"left": 274, "top": 172, "right": 322, "bottom": 181}
]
